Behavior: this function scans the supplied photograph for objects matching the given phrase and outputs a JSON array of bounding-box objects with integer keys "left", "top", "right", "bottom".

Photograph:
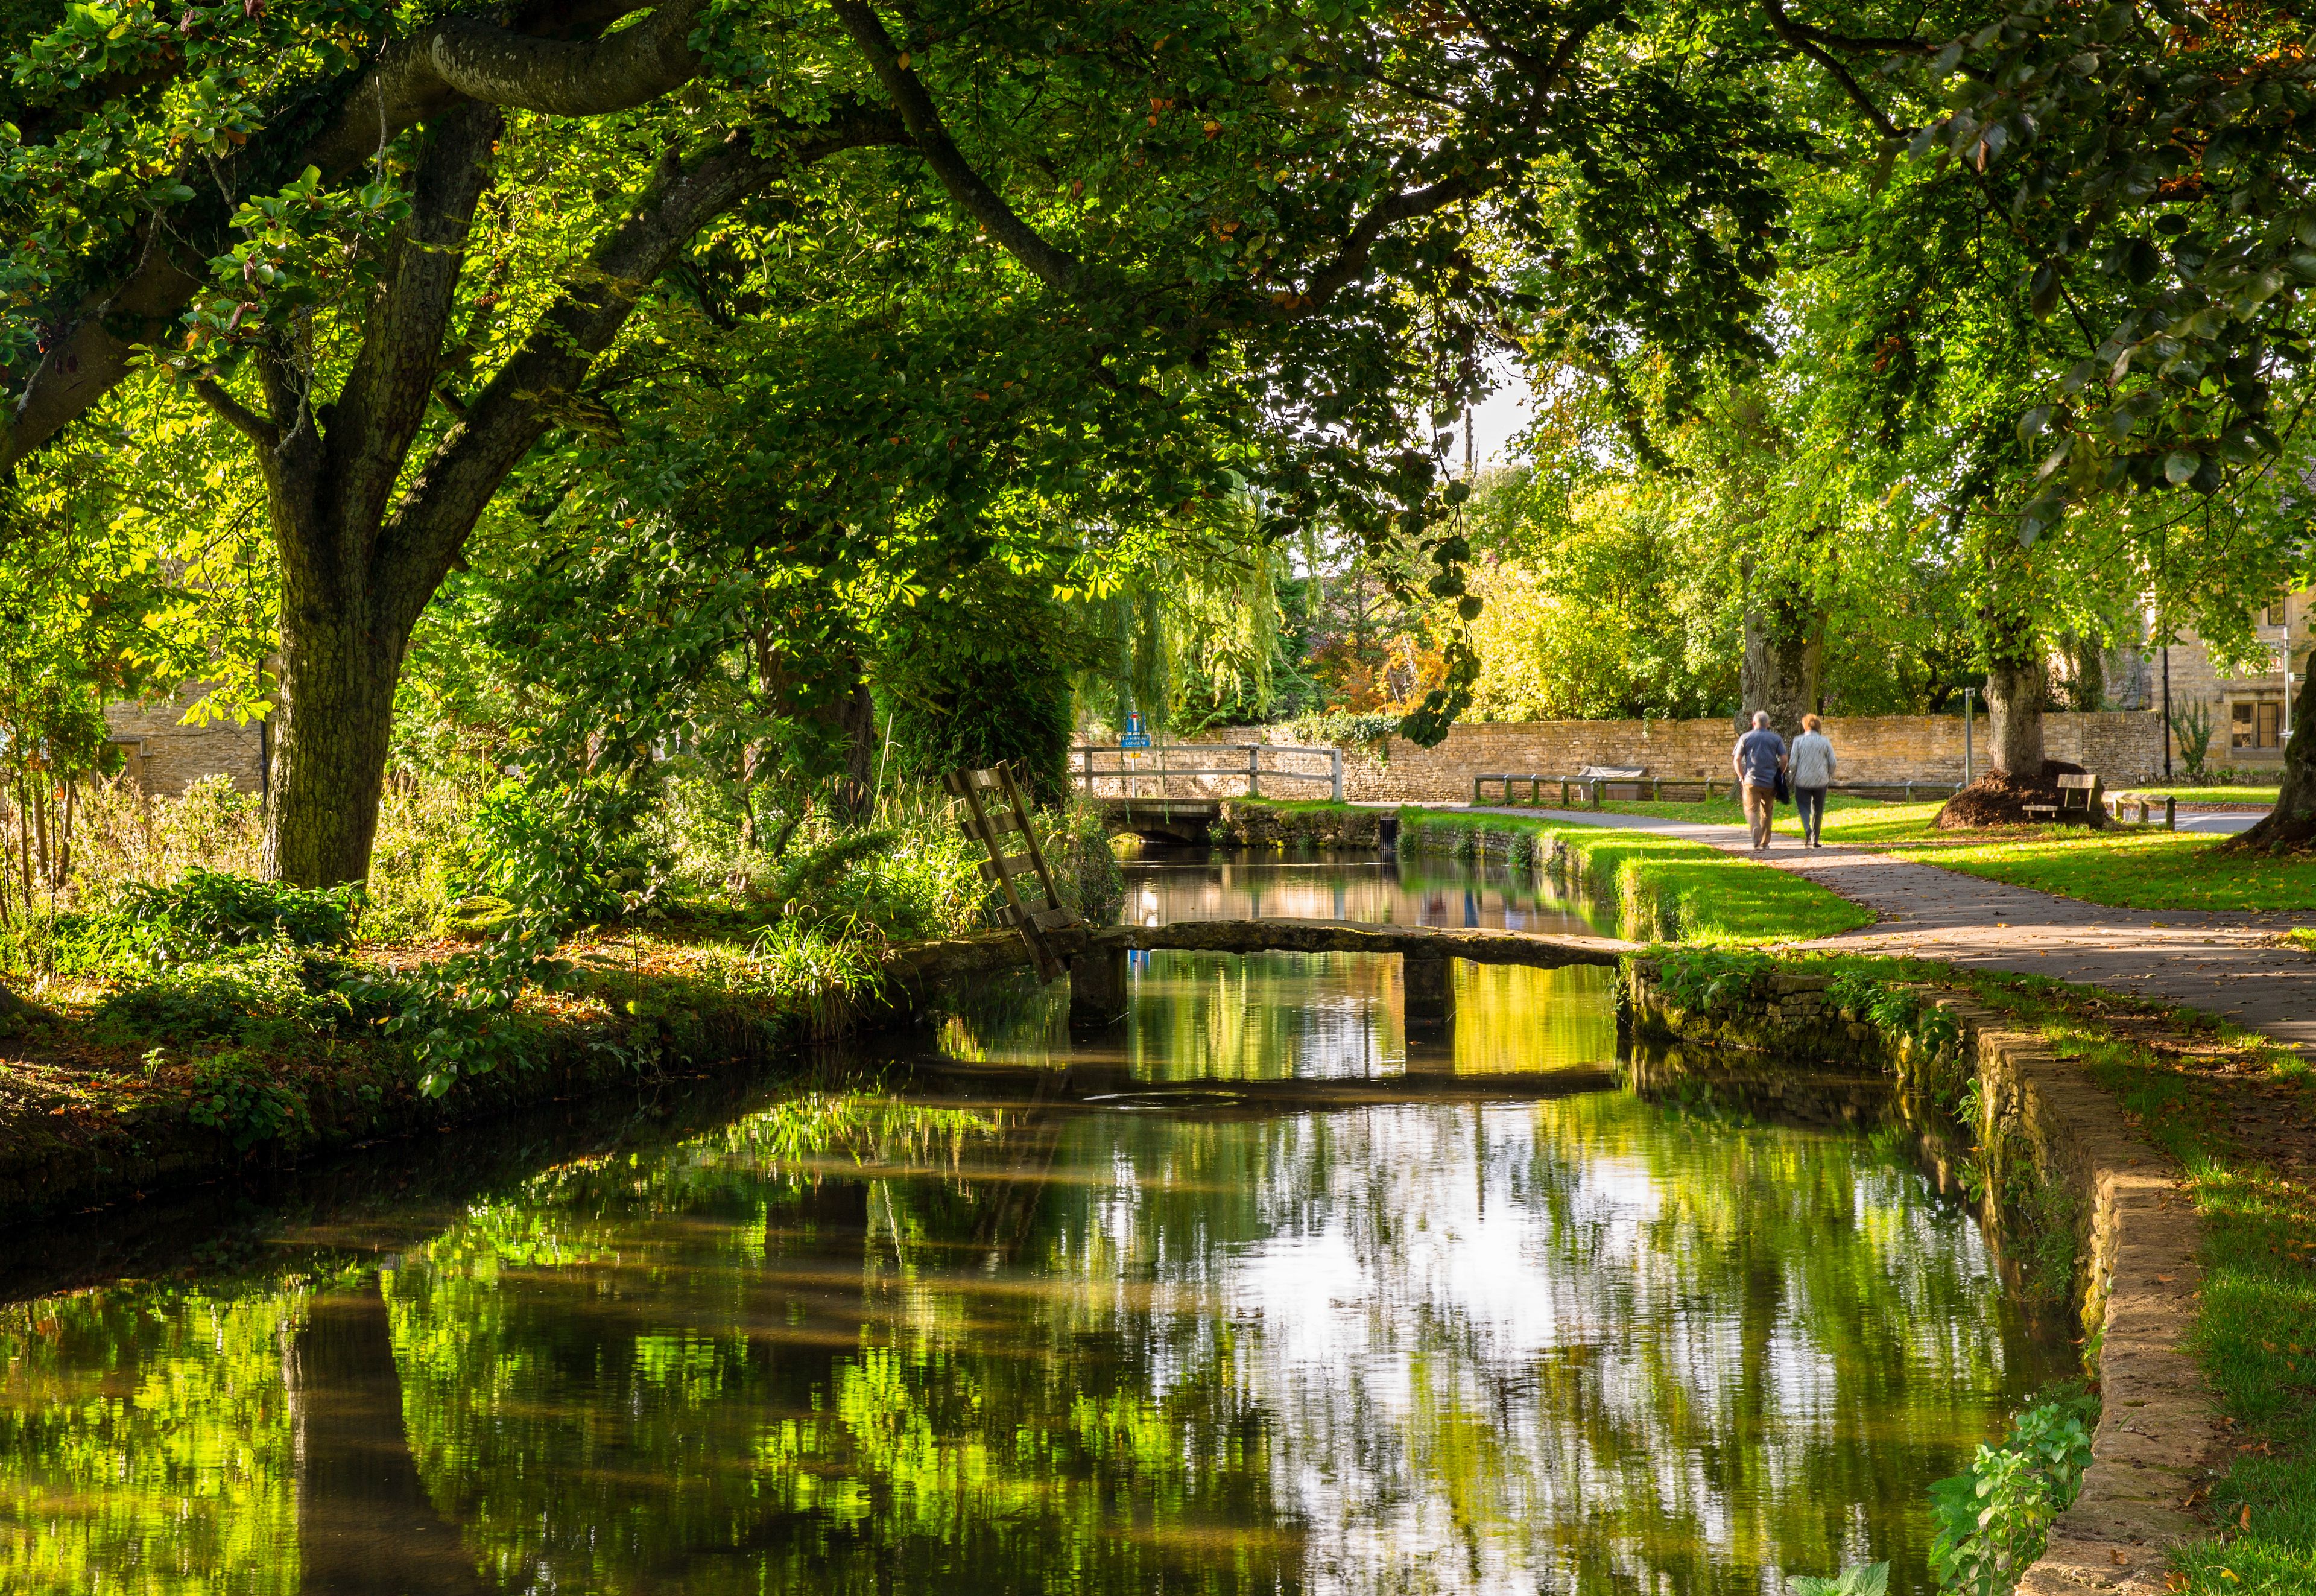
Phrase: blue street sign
[{"left": 1121, "top": 709, "right": 1150, "bottom": 750}]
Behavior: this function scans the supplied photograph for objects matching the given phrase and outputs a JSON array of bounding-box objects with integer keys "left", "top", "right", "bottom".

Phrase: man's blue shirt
[{"left": 1735, "top": 728, "right": 1786, "bottom": 786}]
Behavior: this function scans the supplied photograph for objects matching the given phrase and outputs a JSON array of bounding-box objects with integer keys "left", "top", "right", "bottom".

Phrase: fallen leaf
[{"left": 2240, "top": 1504, "right": 2253, "bottom": 1530}]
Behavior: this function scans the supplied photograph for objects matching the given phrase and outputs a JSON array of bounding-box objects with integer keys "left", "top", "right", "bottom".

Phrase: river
[{"left": 0, "top": 850, "right": 2068, "bottom": 1595}]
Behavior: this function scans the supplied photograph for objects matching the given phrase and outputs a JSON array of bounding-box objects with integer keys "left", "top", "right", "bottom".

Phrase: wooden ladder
[{"left": 945, "top": 762, "right": 1081, "bottom": 981}]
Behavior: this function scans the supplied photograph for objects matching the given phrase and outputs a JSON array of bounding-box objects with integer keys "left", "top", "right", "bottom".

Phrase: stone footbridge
[{"left": 888, "top": 919, "right": 1637, "bottom": 1028}]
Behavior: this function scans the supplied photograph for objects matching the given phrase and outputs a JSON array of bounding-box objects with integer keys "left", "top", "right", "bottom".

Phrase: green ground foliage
[{"left": 1808, "top": 804, "right": 2316, "bottom": 914}]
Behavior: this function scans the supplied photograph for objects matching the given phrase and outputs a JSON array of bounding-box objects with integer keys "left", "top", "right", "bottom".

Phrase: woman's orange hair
[{"left": 1801, "top": 714, "right": 1823, "bottom": 732}]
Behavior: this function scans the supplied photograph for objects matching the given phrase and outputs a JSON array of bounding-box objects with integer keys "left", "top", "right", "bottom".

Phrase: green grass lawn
[
  {"left": 1803, "top": 803, "right": 2316, "bottom": 913},
  {"left": 1401, "top": 809, "right": 1872, "bottom": 943},
  {"left": 2109, "top": 786, "right": 2280, "bottom": 805}
]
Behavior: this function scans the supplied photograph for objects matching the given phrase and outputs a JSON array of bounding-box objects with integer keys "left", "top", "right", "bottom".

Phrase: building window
[{"left": 2231, "top": 700, "right": 2283, "bottom": 750}]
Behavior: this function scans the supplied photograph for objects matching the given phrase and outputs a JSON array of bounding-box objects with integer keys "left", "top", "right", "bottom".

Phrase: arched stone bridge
[{"left": 891, "top": 919, "right": 1639, "bottom": 1028}]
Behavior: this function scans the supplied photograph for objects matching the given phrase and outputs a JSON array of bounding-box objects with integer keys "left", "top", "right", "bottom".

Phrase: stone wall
[
  {"left": 103, "top": 685, "right": 265, "bottom": 797},
  {"left": 1189, "top": 709, "right": 2169, "bottom": 803}
]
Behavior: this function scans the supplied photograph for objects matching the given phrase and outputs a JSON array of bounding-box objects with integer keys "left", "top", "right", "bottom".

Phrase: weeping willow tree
[{"left": 1074, "top": 514, "right": 1306, "bottom": 738}]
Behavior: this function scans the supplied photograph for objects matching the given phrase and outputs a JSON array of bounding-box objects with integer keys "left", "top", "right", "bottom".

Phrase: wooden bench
[{"left": 2024, "top": 773, "right": 2101, "bottom": 824}]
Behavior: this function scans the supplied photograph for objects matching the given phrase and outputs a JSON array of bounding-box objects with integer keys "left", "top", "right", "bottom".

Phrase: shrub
[
  {"left": 1928, "top": 1387, "right": 2098, "bottom": 1596},
  {"left": 112, "top": 869, "right": 360, "bottom": 964},
  {"left": 88, "top": 946, "right": 390, "bottom": 1046},
  {"left": 185, "top": 1048, "right": 315, "bottom": 1150},
  {"left": 1653, "top": 947, "right": 1776, "bottom": 1010},
  {"left": 453, "top": 778, "right": 671, "bottom": 925}
]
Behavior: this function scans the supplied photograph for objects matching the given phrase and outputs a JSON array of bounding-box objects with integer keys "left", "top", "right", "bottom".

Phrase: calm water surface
[{"left": 0, "top": 852, "right": 2067, "bottom": 1595}]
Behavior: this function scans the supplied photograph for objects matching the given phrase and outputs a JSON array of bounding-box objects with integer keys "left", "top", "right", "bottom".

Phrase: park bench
[{"left": 2024, "top": 773, "right": 2101, "bottom": 824}]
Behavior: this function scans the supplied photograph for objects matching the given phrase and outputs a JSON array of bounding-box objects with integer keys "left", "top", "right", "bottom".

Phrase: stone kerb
[{"left": 1627, "top": 967, "right": 2220, "bottom": 1593}]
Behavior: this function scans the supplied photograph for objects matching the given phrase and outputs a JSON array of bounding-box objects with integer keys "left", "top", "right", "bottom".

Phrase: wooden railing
[
  {"left": 1472, "top": 774, "right": 1967, "bottom": 809},
  {"left": 1072, "top": 744, "right": 1344, "bottom": 803}
]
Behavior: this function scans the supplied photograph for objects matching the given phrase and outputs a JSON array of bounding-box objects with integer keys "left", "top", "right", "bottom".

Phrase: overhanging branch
[{"left": 830, "top": 0, "right": 1080, "bottom": 293}]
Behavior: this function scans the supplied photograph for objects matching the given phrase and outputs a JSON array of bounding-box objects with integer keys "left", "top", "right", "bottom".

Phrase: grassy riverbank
[
  {"left": 1395, "top": 808, "right": 1873, "bottom": 943},
  {"left": 0, "top": 783, "right": 1119, "bottom": 1221},
  {"left": 1651, "top": 948, "right": 2315, "bottom": 1591},
  {"left": 1472, "top": 788, "right": 2315, "bottom": 914},
  {"left": 1946, "top": 968, "right": 2316, "bottom": 1594}
]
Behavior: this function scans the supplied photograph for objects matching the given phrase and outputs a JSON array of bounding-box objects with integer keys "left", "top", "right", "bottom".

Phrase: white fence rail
[{"left": 1071, "top": 744, "right": 1344, "bottom": 803}]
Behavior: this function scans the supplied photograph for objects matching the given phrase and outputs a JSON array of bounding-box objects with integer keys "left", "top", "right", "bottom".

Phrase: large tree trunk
[
  {"left": 1983, "top": 658, "right": 2046, "bottom": 776},
  {"left": 2230, "top": 670, "right": 2316, "bottom": 851},
  {"left": 1741, "top": 601, "right": 1821, "bottom": 739},
  {"left": 288, "top": 1284, "right": 493, "bottom": 1595},
  {"left": 189, "top": 107, "right": 891, "bottom": 887},
  {"left": 265, "top": 596, "right": 410, "bottom": 887}
]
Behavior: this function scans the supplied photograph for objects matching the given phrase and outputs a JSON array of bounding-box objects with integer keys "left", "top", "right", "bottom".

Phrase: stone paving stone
[{"left": 1472, "top": 806, "right": 2316, "bottom": 1056}]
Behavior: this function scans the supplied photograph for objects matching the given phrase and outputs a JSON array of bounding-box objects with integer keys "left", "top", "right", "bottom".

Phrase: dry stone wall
[{"left": 1189, "top": 711, "right": 2169, "bottom": 803}]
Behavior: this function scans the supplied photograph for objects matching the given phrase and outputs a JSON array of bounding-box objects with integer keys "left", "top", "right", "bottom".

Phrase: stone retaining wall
[
  {"left": 1628, "top": 964, "right": 2220, "bottom": 1594},
  {"left": 1186, "top": 711, "right": 2169, "bottom": 802}
]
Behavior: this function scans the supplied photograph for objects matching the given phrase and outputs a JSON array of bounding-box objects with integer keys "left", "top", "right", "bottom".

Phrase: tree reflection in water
[{"left": 0, "top": 1086, "right": 2064, "bottom": 1595}]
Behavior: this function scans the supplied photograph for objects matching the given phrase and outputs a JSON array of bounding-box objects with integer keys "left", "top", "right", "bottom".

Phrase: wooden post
[
  {"left": 1247, "top": 744, "right": 1261, "bottom": 799},
  {"left": 1330, "top": 747, "right": 1344, "bottom": 802}
]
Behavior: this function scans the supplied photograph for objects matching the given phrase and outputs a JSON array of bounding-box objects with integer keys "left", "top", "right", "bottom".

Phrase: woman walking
[{"left": 1790, "top": 714, "right": 1837, "bottom": 847}]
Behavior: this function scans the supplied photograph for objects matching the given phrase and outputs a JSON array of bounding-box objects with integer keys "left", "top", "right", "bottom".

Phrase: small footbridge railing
[{"left": 1072, "top": 744, "right": 1344, "bottom": 803}]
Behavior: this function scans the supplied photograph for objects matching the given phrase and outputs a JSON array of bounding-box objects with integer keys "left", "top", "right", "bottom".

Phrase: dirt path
[{"left": 1470, "top": 806, "right": 2316, "bottom": 1057}]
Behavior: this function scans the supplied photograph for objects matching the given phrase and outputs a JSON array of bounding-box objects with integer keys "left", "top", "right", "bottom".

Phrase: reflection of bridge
[
  {"left": 1072, "top": 744, "right": 1343, "bottom": 841},
  {"left": 892, "top": 917, "right": 1637, "bottom": 1029}
]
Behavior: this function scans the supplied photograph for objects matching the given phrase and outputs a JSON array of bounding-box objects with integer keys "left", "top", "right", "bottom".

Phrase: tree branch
[
  {"left": 1294, "top": 169, "right": 1493, "bottom": 317},
  {"left": 1, "top": 0, "right": 712, "bottom": 473},
  {"left": 371, "top": 103, "right": 907, "bottom": 626},
  {"left": 1759, "top": 0, "right": 1908, "bottom": 139},
  {"left": 303, "top": 0, "right": 710, "bottom": 174},
  {"left": 829, "top": 0, "right": 1080, "bottom": 292},
  {"left": 326, "top": 101, "right": 505, "bottom": 541},
  {"left": 191, "top": 376, "right": 279, "bottom": 451}
]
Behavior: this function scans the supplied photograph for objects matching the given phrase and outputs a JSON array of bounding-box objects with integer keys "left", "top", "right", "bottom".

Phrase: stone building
[
  {"left": 103, "top": 683, "right": 267, "bottom": 797},
  {"left": 2106, "top": 587, "right": 2308, "bottom": 773}
]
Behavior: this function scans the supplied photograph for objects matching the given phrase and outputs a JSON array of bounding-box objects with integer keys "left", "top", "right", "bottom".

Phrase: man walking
[{"left": 1732, "top": 710, "right": 1787, "bottom": 850}]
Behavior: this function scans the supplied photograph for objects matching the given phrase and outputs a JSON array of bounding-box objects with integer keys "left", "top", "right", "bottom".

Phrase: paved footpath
[{"left": 1468, "top": 807, "right": 2316, "bottom": 1057}]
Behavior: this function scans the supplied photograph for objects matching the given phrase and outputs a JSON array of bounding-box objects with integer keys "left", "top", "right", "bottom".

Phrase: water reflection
[
  {"left": 1113, "top": 851, "right": 1606, "bottom": 937},
  {"left": 943, "top": 853, "right": 1622, "bottom": 1081},
  {"left": 0, "top": 852, "right": 2069, "bottom": 1596},
  {"left": 0, "top": 1091, "right": 2064, "bottom": 1595}
]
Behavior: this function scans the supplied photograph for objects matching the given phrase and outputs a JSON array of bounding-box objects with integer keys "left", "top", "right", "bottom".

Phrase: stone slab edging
[{"left": 1932, "top": 993, "right": 2223, "bottom": 1596}]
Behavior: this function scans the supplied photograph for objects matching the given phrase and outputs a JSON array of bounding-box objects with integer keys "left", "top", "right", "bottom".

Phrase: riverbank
[
  {"left": 0, "top": 923, "right": 1038, "bottom": 1223},
  {"left": 1633, "top": 948, "right": 2315, "bottom": 1595}
]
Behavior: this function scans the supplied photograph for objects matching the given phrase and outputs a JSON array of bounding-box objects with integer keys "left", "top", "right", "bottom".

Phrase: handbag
[{"left": 1774, "top": 769, "right": 1791, "bottom": 804}]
